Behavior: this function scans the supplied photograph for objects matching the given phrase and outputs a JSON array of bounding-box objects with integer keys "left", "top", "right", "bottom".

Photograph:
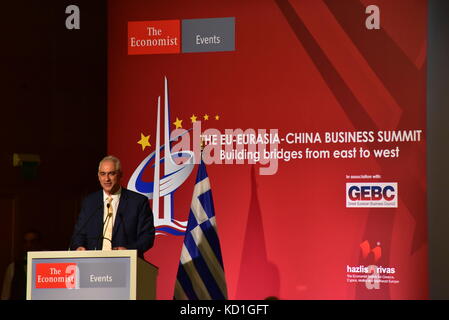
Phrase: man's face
[{"left": 98, "top": 160, "right": 122, "bottom": 195}]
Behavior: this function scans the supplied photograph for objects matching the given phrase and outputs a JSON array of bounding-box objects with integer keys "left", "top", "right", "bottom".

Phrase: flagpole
[{"left": 200, "top": 137, "right": 205, "bottom": 163}]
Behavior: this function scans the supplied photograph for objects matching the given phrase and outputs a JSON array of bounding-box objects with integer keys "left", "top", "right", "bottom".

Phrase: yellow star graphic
[
  {"left": 190, "top": 114, "right": 198, "bottom": 123},
  {"left": 215, "top": 115, "right": 220, "bottom": 120},
  {"left": 137, "top": 133, "right": 151, "bottom": 151},
  {"left": 173, "top": 117, "right": 183, "bottom": 129},
  {"left": 203, "top": 114, "right": 209, "bottom": 120}
]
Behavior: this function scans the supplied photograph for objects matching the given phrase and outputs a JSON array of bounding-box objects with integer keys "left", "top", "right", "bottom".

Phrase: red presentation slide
[{"left": 108, "top": 0, "right": 427, "bottom": 299}]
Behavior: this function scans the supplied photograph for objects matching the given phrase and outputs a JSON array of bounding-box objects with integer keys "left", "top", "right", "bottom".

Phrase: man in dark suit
[{"left": 70, "top": 156, "right": 155, "bottom": 256}]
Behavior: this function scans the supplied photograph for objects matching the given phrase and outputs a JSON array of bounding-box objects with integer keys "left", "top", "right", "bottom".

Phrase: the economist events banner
[{"left": 108, "top": 0, "right": 428, "bottom": 299}]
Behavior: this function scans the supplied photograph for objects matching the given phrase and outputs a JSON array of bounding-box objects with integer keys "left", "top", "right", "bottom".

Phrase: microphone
[
  {"left": 104, "top": 203, "right": 112, "bottom": 223},
  {"left": 96, "top": 202, "right": 113, "bottom": 250},
  {"left": 68, "top": 203, "right": 103, "bottom": 251}
]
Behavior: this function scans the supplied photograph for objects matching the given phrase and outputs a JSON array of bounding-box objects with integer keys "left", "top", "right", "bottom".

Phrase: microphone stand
[{"left": 96, "top": 203, "right": 113, "bottom": 250}]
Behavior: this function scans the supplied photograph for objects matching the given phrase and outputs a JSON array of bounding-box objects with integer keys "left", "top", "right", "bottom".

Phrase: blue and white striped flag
[{"left": 174, "top": 160, "right": 227, "bottom": 300}]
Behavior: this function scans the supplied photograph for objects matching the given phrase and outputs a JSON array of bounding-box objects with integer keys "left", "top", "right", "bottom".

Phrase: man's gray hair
[{"left": 98, "top": 155, "right": 122, "bottom": 172}]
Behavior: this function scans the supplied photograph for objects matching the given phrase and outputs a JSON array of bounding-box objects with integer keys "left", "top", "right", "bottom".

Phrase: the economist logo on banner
[
  {"left": 35, "top": 263, "right": 79, "bottom": 289},
  {"left": 128, "top": 20, "right": 180, "bottom": 55}
]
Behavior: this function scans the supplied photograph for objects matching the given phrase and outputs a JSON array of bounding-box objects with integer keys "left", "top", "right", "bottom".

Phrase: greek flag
[{"left": 174, "top": 160, "right": 227, "bottom": 300}]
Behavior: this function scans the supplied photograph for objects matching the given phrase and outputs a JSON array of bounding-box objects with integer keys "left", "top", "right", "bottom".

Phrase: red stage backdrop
[{"left": 108, "top": 0, "right": 428, "bottom": 299}]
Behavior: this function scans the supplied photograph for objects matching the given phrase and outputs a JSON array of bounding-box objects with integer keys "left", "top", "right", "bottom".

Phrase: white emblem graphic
[{"left": 128, "top": 77, "right": 195, "bottom": 236}]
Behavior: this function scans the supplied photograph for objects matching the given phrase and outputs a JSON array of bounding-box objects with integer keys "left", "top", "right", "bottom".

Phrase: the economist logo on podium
[{"left": 35, "top": 263, "right": 79, "bottom": 289}]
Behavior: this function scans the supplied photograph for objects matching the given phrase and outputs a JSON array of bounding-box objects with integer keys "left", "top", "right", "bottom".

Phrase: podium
[{"left": 26, "top": 250, "right": 158, "bottom": 300}]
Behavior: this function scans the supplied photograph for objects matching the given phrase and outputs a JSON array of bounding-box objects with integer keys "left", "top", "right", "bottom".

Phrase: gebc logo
[{"left": 346, "top": 183, "right": 397, "bottom": 208}]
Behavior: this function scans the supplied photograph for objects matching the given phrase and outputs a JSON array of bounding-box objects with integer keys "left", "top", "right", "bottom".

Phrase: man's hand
[
  {"left": 112, "top": 247, "right": 127, "bottom": 250},
  {"left": 76, "top": 246, "right": 86, "bottom": 251}
]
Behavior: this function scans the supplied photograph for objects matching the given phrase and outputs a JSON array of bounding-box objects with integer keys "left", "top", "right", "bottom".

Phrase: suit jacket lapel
[
  {"left": 95, "top": 190, "right": 105, "bottom": 249},
  {"left": 113, "top": 188, "right": 128, "bottom": 238},
  {"left": 94, "top": 190, "right": 104, "bottom": 227}
]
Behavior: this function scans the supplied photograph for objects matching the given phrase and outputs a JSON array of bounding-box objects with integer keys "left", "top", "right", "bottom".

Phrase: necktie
[{"left": 102, "top": 197, "right": 113, "bottom": 250}]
